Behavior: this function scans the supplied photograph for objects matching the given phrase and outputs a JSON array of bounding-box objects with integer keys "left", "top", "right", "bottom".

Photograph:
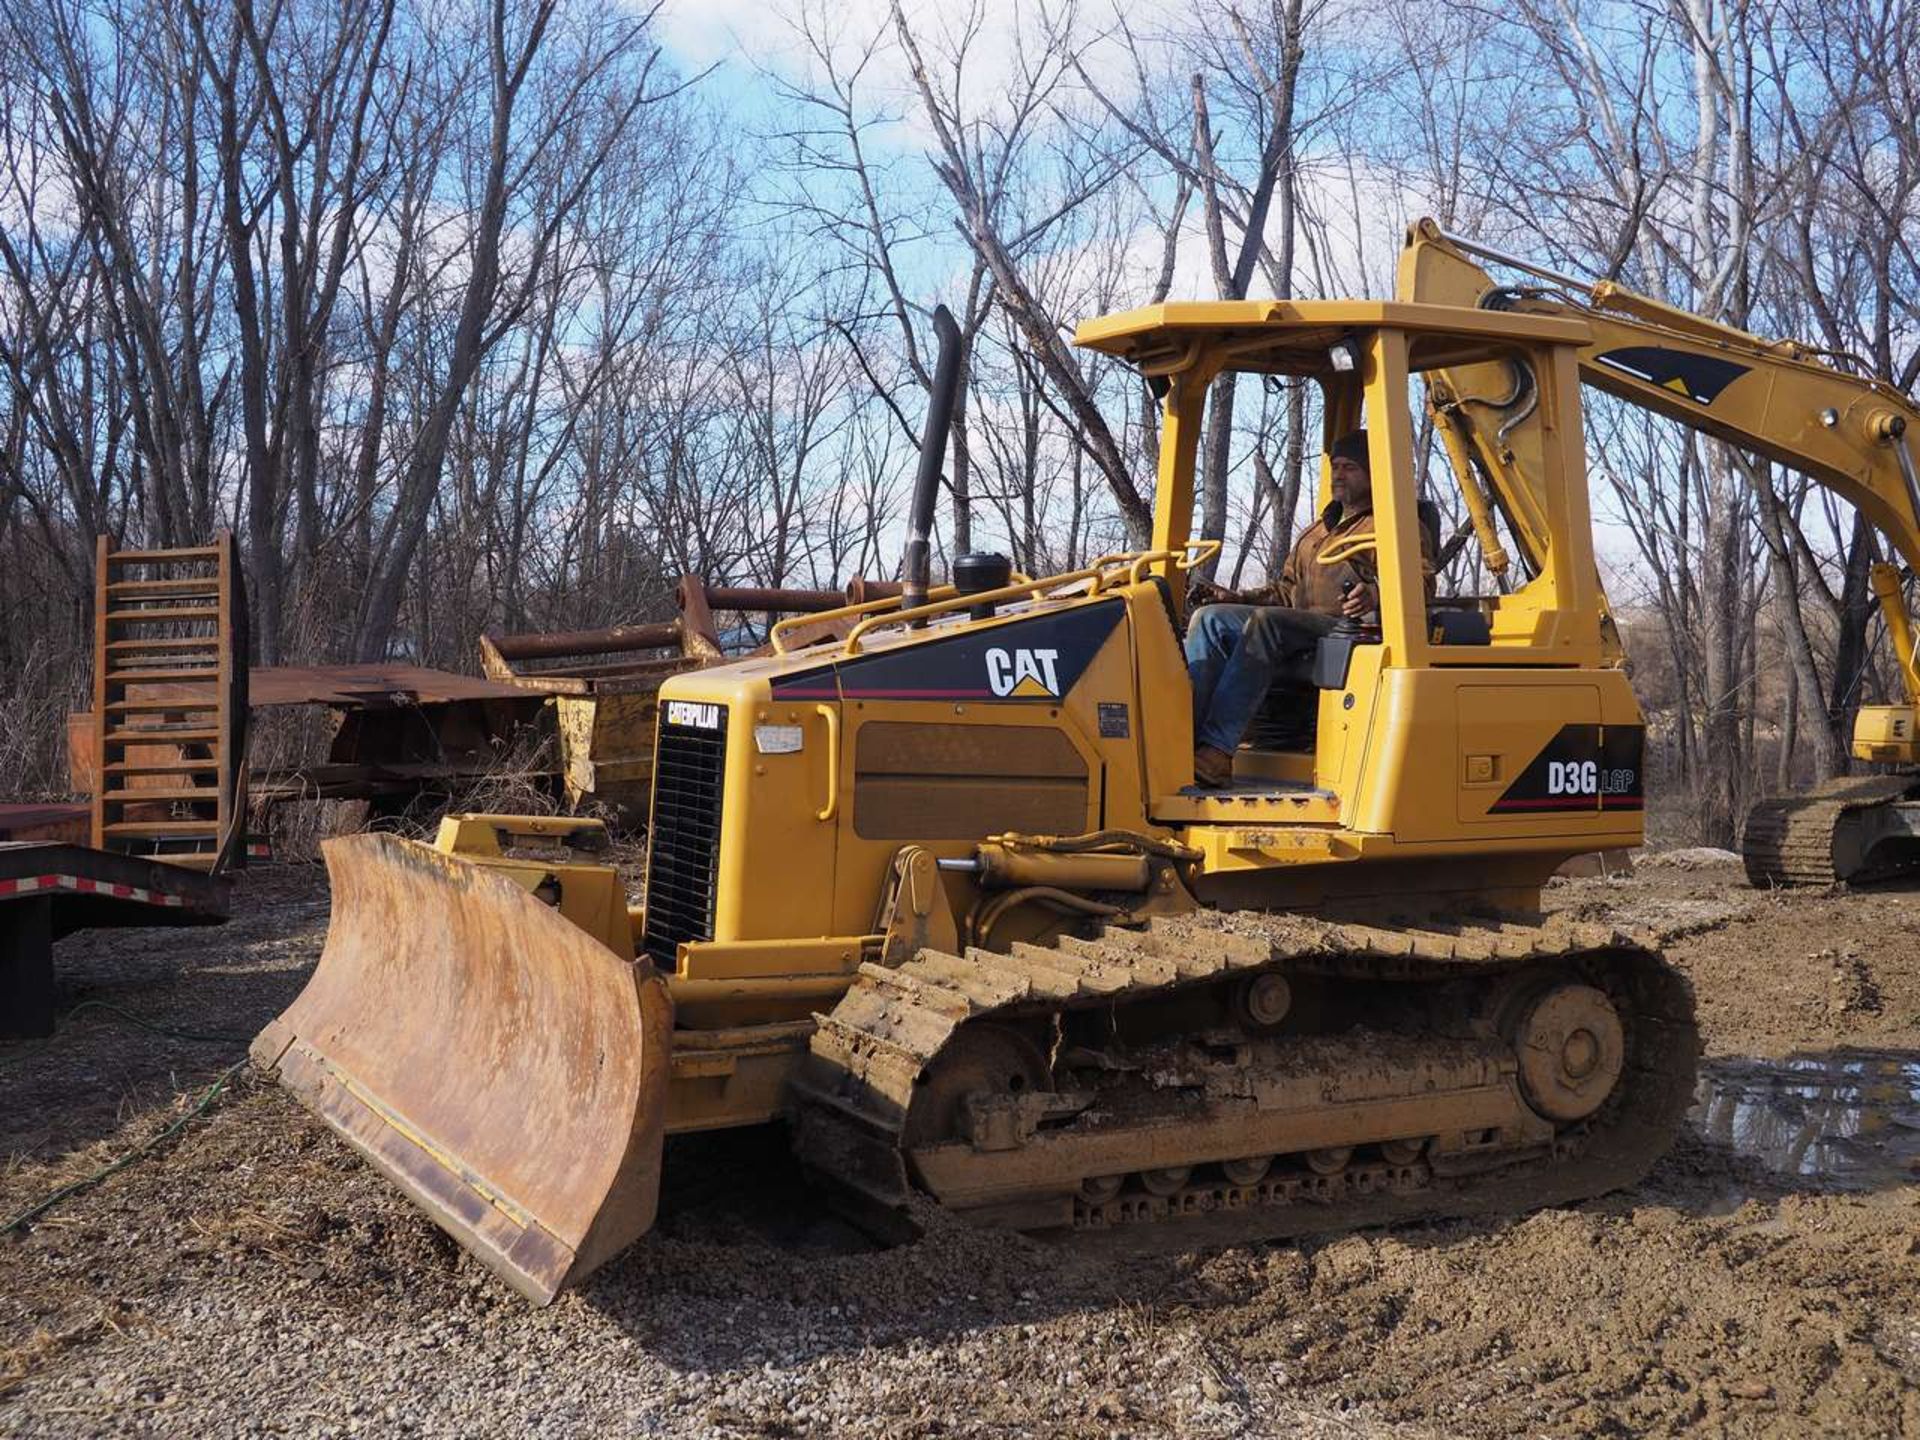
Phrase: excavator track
[
  {"left": 789, "top": 911, "right": 1698, "bottom": 1246},
  {"left": 1741, "top": 774, "right": 1920, "bottom": 887}
]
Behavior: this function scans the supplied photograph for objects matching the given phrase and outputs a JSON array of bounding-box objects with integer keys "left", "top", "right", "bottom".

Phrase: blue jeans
[{"left": 1185, "top": 604, "right": 1336, "bottom": 753}]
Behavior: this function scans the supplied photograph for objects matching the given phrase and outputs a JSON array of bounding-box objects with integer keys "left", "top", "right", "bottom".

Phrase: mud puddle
[{"left": 1692, "top": 1048, "right": 1920, "bottom": 1189}]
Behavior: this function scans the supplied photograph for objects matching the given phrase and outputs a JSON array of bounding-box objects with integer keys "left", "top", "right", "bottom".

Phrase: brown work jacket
[{"left": 1243, "top": 501, "right": 1436, "bottom": 614}]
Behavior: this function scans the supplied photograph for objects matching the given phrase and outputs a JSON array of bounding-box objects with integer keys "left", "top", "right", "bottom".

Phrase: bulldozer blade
[{"left": 252, "top": 832, "right": 672, "bottom": 1304}]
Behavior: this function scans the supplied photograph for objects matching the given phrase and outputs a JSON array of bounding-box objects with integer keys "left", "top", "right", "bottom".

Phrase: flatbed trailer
[{"left": 0, "top": 842, "right": 231, "bottom": 1039}]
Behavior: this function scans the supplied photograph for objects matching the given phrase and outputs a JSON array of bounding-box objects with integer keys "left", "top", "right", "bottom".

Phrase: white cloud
[{"left": 659, "top": 0, "right": 1150, "bottom": 144}]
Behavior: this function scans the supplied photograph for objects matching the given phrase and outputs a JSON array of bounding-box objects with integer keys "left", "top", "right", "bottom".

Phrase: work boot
[{"left": 1193, "top": 745, "right": 1234, "bottom": 788}]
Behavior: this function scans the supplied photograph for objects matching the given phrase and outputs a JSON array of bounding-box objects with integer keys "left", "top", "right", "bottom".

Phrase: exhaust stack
[{"left": 901, "top": 305, "right": 964, "bottom": 619}]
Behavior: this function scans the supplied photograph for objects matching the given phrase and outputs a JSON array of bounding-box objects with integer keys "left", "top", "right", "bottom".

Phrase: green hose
[
  {"left": 1, "top": 999, "right": 254, "bottom": 1234},
  {"left": 56, "top": 999, "right": 253, "bottom": 1045},
  {"left": 1, "top": 1061, "right": 245, "bottom": 1236}
]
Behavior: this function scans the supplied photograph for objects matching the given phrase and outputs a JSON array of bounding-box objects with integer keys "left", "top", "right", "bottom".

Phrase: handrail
[
  {"left": 767, "top": 570, "right": 1043, "bottom": 655},
  {"left": 769, "top": 586, "right": 956, "bottom": 654},
  {"left": 1315, "top": 533, "right": 1376, "bottom": 567},
  {"left": 815, "top": 704, "right": 840, "bottom": 821},
  {"left": 1128, "top": 540, "right": 1219, "bottom": 586},
  {"left": 842, "top": 571, "right": 1102, "bottom": 654},
  {"left": 837, "top": 544, "right": 1222, "bottom": 656}
]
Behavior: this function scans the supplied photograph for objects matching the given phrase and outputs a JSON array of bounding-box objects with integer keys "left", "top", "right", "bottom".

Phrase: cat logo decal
[{"left": 985, "top": 648, "right": 1061, "bottom": 698}]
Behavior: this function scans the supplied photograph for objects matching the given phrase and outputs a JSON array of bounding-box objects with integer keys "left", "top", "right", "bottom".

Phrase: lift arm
[{"left": 1399, "top": 218, "right": 1920, "bottom": 726}]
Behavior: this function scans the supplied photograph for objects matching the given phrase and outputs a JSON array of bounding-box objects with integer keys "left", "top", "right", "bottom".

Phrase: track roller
[
  {"left": 1139, "top": 1166, "right": 1192, "bottom": 1197},
  {"left": 1304, "top": 1146, "right": 1353, "bottom": 1176},
  {"left": 1378, "top": 1138, "right": 1428, "bottom": 1166}
]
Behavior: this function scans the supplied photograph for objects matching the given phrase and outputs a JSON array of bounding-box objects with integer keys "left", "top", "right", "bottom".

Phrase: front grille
[{"left": 641, "top": 708, "right": 729, "bottom": 967}]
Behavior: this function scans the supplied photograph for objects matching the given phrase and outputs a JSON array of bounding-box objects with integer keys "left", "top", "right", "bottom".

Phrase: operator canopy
[{"left": 1074, "top": 299, "right": 1591, "bottom": 380}]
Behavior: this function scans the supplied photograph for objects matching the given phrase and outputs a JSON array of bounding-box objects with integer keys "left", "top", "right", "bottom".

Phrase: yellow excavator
[
  {"left": 251, "top": 221, "right": 1920, "bottom": 1305},
  {"left": 1402, "top": 220, "right": 1920, "bottom": 885}
]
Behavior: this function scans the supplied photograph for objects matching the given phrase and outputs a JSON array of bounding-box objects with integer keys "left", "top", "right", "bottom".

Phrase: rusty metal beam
[
  {"left": 487, "top": 581, "right": 890, "bottom": 675},
  {"left": 486, "top": 621, "right": 685, "bottom": 663},
  {"left": 703, "top": 585, "right": 848, "bottom": 613},
  {"left": 846, "top": 578, "right": 903, "bottom": 605}
]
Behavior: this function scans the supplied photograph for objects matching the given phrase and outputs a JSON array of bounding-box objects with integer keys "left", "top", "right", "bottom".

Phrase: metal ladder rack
[{"left": 90, "top": 533, "right": 249, "bottom": 872}]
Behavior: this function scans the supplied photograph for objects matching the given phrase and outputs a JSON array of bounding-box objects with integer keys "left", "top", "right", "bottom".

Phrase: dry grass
[
  {"left": 0, "top": 1304, "right": 165, "bottom": 1399},
  {"left": 442, "top": 728, "right": 566, "bottom": 824},
  {"left": 0, "top": 637, "right": 87, "bottom": 800},
  {"left": 245, "top": 712, "right": 569, "bottom": 860}
]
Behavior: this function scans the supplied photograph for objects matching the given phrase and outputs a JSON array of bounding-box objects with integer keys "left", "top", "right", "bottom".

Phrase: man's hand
[
  {"left": 1188, "top": 578, "right": 1233, "bottom": 609},
  {"left": 1340, "top": 581, "right": 1377, "bottom": 619}
]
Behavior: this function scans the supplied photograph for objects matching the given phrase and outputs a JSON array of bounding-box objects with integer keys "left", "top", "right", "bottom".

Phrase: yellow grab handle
[
  {"left": 816, "top": 704, "right": 840, "bottom": 822},
  {"left": 1315, "top": 532, "right": 1378, "bottom": 567}
]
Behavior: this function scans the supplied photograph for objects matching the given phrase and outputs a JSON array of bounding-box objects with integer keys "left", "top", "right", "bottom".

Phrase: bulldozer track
[
  {"left": 788, "top": 911, "right": 1699, "bottom": 1247},
  {"left": 1741, "top": 774, "right": 1919, "bottom": 888}
]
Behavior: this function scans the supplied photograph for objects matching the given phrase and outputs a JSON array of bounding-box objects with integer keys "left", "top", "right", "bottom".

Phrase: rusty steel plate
[{"left": 252, "top": 832, "right": 672, "bottom": 1303}]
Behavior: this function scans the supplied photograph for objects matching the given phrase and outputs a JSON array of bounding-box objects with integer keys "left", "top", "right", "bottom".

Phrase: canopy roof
[{"left": 1074, "top": 299, "right": 1592, "bottom": 380}]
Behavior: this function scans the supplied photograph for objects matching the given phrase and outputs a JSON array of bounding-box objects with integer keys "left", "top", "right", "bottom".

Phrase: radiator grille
[{"left": 641, "top": 708, "right": 729, "bottom": 968}]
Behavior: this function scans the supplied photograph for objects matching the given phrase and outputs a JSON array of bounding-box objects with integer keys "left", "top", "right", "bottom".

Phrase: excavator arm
[{"left": 1399, "top": 218, "right": 1920, "bottom": 741}]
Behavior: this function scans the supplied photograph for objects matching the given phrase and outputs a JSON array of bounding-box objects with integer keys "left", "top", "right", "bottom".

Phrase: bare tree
[
  {"left": 889, "top": 0, "right": 1152, "bottom": 541},
  {"left": 352, "top": 0, "right": 683, "bottom": 657}
]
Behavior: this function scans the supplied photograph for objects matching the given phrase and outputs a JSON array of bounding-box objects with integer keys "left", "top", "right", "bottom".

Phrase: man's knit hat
[{"left": 1330, "top": 431, "right": 1370, "bottom": 470}]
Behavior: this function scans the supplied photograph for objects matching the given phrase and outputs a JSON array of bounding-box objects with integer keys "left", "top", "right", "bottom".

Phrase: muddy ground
[{"left": 3, "top": 855, "right": 1918, "bottom": 1437}]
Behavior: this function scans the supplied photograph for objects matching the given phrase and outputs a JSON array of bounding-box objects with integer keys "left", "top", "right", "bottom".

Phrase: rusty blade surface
[{"left": 252, "top": 833, "right": 671, "bottom": 1303}]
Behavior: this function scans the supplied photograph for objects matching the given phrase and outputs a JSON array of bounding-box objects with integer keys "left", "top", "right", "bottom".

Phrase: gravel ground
[{"left": 3, "top": 857, "right": 1918, "bottom": 1437}]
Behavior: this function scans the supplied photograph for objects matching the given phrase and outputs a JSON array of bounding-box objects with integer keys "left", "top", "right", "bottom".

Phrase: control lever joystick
[{"left": 1334, "top": 578, "right": 1380, "bottom": 640}]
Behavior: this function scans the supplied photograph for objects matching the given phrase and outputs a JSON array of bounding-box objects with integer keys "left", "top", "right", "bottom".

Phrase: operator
[{"left": 1185, "top": 431, "right": 1435, "bottom": 787}]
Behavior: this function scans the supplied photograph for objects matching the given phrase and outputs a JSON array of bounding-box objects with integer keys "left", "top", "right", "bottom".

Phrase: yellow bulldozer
[{"left": 253, "top": 221, "right": 1920, "bottom": 1304}]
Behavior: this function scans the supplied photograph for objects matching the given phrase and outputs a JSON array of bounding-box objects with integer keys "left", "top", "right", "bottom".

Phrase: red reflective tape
[
  {"left": 0, "top": 875, "right": 64, "bottom": 895},
  {"left": 0, "top": 873, "right": 188, "bottom": 906}
]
